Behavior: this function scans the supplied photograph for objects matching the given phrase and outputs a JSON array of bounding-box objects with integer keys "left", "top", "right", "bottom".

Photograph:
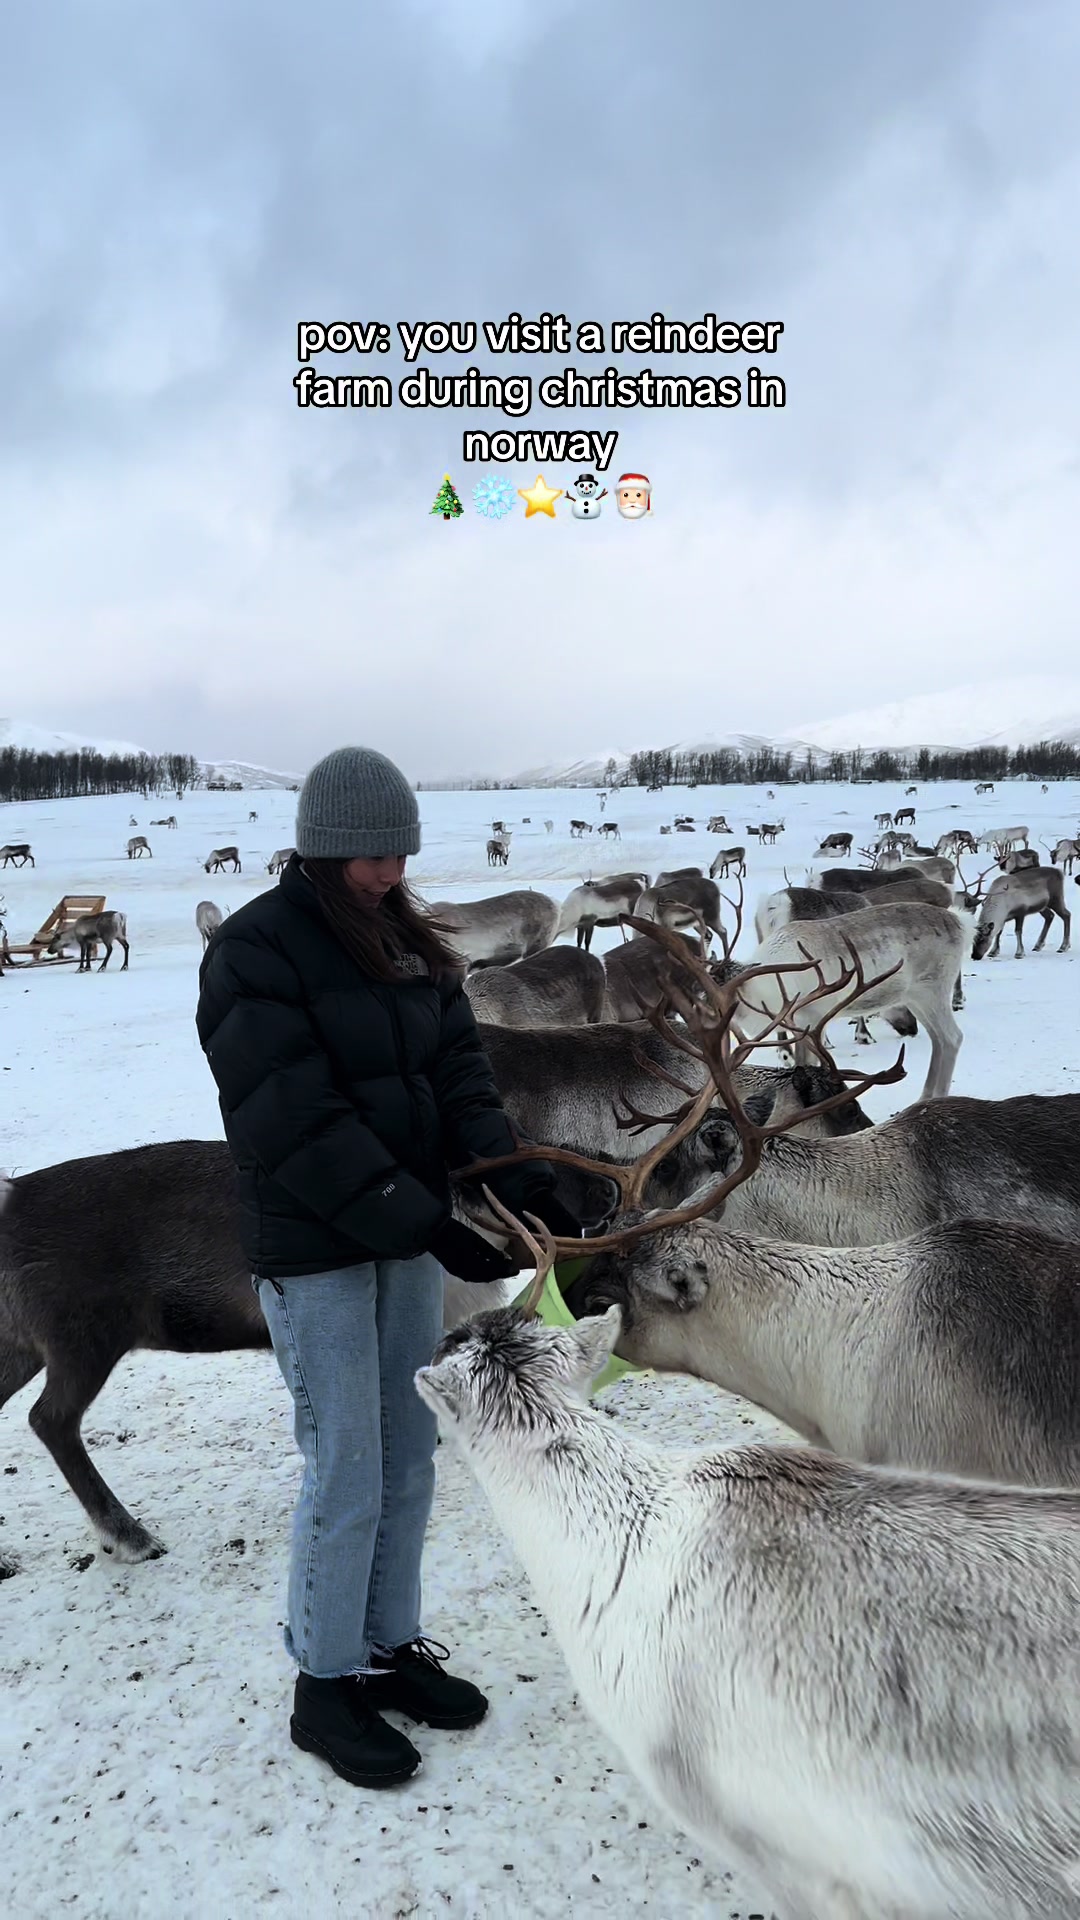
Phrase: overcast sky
[{"left": 4, "top": 1, "right": 1079, "bottom": 779}]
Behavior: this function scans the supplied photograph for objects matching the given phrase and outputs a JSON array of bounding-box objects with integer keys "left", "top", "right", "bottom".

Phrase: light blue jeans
[{"left": 256, "top": 1256, "right": 445, "bottom": 1678}]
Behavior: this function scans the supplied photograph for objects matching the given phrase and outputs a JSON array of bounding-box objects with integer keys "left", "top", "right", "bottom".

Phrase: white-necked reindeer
[
  {"left": 195, "top": 901, "right": 224, "bottom": 949},
  {"left": 739, "top": 902, "right": 965, "bottom": 1100},
  {"left": 419, "top": 1251, "right": 1080, "bottom": 1919},
  {"left": 125, "top": 836, "right": 151, "bottom": 859},
  {"left": 266, "top": 847, "right": 295, "bottom": 874},
  {"left": 972, "top": 866, "right": 1071, "bottom": 958}
]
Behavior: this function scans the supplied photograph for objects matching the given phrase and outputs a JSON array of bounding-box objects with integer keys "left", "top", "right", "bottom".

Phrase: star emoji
[{"left": 518, "top": 473, "right": 563, "bottom": 519}]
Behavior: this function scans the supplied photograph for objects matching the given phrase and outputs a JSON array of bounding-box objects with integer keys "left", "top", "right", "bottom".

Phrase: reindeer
[
  {"left": 486, "top": 837, "right": 510, "bottom": 867},
  {"left": 975, "top": 780, "right": 995, "bottom": 793},
  {"left": 754, "top": 885, "right": 870, "bottom": 944},
  {"left": 266, "top": 847, "right": 295, "bottom": 874},
  {"left": 706, "top": 815, "right": 730, "bottom": 833},
  {"left": 150, "top": 816, "right": 178, "bottom": 829},
  {"left": 598, "top": 821, "right": 621, "bottom": 840},
  {"left": 742, "top": 903, "right": 965, "bottom": 1099},
  {"left": 935, "top": 829, "right": 978, "bottom": 858},
  {"left": 636, "top": 874, "right": 727, "bottom": 948},
  {"left": 195, "top": 901, "right": 224, "bottom": 949},
  {"left": 204, "top": 846, "right": 241, "bottom": 873},
  {"left": 814, "top": 832, "right": 852, "bottom": 857},
  {"left": 658, "top": 824, "right": 672, "bottom": 835},
  {"left": 248, "top": 809, "right": 258, "bottom": 823},
  {"left": 0, "top": 844, "right": 34, "bottom": 867},
  {"left": 998, "top": 846, "right": 1039, "bottom": 872},
  {"left": 1048, "top": 837, "right": 1080, "bottom": 874},
  {"left": 555, "top": 874, "right": 649, "bottom": 951},
  {"left": 417, "top": 1141, "right": 1080, "bottom": 1919},
  {"left": 128, "top": 814, "right": 138, "bottom": 828},
  {"left": 894, "top": 806, "right": 916, "bottom": 826},
  {"left": 126, "top": 836, "right": 151, "bottom": 859},
  {"left": 708, "top": 846, "right": 745, "bottom": 879},
  {"left": 465, "top": 946, "right": 606, "bottom": 1027},
  {"left": 427, "top": 890, "right": 560, "bottom": 968},
  {"left": 556, "top": 946, "right": 1080, "bottom": 1491},
  {"left": 813, "top": 866, "right": 951, "bottom": 906},
  {"left": 491, "top": 821, "right": 506, "bottom": 834},
  {"left": 46, "top": 910, "right": 129, "bottom": 973},
  {"left": 544, "top": 820, "right": 554, "bottom": 833},
  {"left": 758, "top": 821, "right": 784, "bottom": 844},
  {"left": 0, "top": 1145, "right": 615, "bottom": 1567},
  {"left": 905, "top": 785, "right": 917, "bottom": 795},
  {"left": 674, "top": 821, "right": 696, "bottom": 834},
  {"left": 744, "top": 824, "right": 762, "bottom": 840},
  {"left": 569, "top": 820, "right": 593, "bottom": 837},
  {"left": 978, "top": 825, "right": 1028, "bottom": 852},
  {"left": 873, "top": 811, "right": 893, "bottom": 829},
  {"left": 972, "top": 866, "right": 1071, "bottom": 958}
]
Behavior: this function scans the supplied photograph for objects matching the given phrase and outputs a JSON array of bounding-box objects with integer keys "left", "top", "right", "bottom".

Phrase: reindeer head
[
  {"left": 447, "top": 920, "right": 906, "bottom": 1388},
  {"left": 415, "top": 1301, "right": 623, "bottom": 1443}
]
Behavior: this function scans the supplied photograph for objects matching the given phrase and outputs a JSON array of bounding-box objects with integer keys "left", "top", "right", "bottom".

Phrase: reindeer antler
[{"left": 454, "top": 917, "right": 907, "bottom": 1275}]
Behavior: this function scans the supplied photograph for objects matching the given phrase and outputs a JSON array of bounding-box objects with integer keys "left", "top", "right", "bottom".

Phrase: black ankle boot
[
  {"left": 364, "top": 1638, "right": 489, "bottom": 1730},
  {"left": 291, "top": 1672, "right": 422, "bottom": 1787}
]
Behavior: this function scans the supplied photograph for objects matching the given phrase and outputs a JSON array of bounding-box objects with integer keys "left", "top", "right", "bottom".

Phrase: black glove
[
  {"left": 518, "top": 1193, "right": 585, "bottom": 1242},
  {"left": 428, "top": 1219, "right": 519, "bottom": 1285}
]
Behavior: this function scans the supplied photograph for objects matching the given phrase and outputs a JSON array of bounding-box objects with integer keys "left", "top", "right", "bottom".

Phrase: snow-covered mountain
[
  {"left": 0, "top": 716, "right": 147, "bottom": 759},
  {"left": 776, "top": 676, "right": 1080, "bottom": 754},
  {"left": 479, "top": 676, "right": 1080, "bottom": 785},
  {"left": 1, "top": 718, "right": 301, "bottom": 790},
  {"left": 199, "top": 759, "right": 302, "bottom": 790}
]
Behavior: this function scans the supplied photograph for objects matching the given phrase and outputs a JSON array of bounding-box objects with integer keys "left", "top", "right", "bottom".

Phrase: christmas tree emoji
[{"left": 431, "top": 473, "right": 464, "bottom": 520}]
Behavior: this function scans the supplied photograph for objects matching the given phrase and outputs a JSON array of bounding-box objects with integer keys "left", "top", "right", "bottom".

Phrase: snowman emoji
[{"left": 566, "top": 473, "right": 608, "bottom": 520}]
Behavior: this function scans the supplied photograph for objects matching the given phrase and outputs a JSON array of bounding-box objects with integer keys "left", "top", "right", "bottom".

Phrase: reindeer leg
[
  {"left": 27, "top": 1344, "right": 167, "bottom": 1561},
  {"left": 1032, "top": 909, "right": 1053, "bottom": 954},
  {"left": 851, "top": 1017, "right": 873, "bottom": 1047},
  {"left": 917, "top": 1007, "right": 962, "bottom": 1101},
  {"left": 1059, "top": 906, "right": 1072, "bottom": 953},
  {"left": 952, "top": 972, "right": 965, "bottom": 1012},
  {"left": 120, "top": 939, "right": 130, "bottom": 970}
]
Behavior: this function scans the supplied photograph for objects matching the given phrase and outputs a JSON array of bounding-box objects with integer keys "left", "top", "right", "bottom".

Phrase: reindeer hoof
[{"left": 100, "top": 1530, "right": 168, "bottom": 1563}]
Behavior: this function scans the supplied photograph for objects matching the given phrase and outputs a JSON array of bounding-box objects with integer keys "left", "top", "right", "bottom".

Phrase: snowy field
[{"left": 2, "top": 776, "right": 1078, "bottom": 1920}]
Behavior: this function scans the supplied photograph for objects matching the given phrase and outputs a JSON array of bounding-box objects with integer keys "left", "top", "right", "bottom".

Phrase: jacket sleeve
[
  {"left": 196, "top": 933, "right": 448, "bottom": 1258},
  {"left": 430, "top": 980, "right": 556, "bottom": 1210}
]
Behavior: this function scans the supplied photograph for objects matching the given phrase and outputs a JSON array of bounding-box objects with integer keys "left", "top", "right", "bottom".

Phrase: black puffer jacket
[{"left": 195, "top": 858, "right": 554, "bottom": 1277}]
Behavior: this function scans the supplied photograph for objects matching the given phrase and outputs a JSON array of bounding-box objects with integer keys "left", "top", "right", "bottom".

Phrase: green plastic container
[{"left": 512, "top": 1255, "right": 643, "bottom": 1396}]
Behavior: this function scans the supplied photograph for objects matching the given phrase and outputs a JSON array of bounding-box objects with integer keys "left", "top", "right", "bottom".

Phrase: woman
[{"left": 196, "top": 745, "right": 581, "bottom": 1789}]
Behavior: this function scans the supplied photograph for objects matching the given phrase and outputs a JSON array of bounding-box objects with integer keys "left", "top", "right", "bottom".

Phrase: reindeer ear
[
  {"left": 572, "top": 1304, "right": 622, "bottom": 1378},
  {"left": 742, "top": 1091, "right": 776, "bottom": 1129},
  {"left": 414, "top": 1362, "right": 463, "bottom": 1421}
]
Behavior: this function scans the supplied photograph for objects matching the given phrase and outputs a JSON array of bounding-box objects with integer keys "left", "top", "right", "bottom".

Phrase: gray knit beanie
[{"left": 295, "top": 746, "right": 421, "bottom": 859}]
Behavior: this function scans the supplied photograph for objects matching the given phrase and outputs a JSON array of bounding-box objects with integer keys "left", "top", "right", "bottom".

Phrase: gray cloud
[{"left": 2, "top": 0, "right": 1077, "bottom": 777}]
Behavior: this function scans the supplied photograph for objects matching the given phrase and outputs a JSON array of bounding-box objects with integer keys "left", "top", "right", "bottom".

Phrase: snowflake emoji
[{"left": 472, "top": 474, "right": 516, "bottom": 520}]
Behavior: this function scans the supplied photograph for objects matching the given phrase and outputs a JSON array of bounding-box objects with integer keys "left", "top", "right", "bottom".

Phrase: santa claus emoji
[{"left": 615, "top": 472, "right": 652, "bottom": 519}]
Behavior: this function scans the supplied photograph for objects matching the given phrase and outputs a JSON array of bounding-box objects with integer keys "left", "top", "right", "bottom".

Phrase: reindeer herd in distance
[{"left": 4, "top": 775, "right": 1080, "bottom": 1913}]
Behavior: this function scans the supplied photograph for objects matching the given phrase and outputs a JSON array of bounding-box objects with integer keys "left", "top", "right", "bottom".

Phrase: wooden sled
[{"left": 4, "top": 895, "right": 106, "bottom": 967}]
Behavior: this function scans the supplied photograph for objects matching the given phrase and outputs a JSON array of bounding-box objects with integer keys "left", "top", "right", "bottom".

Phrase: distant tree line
[
  {"left": 0, "top": 748, "right": 203, "bottom": 805},
  {"left": 626, "top": 740, "right": 1080, "bottom": 788}
]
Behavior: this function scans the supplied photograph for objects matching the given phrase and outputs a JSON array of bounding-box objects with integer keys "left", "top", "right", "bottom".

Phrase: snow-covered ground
[{"left": 2, "top": 778, "right": 1078, "bottom": 1920}]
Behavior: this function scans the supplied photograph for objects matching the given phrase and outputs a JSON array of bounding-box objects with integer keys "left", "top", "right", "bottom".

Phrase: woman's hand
[{"left": 428, "top": 1220, "right": 520, "bottom": 1285}]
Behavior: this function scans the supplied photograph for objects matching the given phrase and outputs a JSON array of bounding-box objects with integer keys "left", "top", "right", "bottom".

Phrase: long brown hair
[{"left": 301, "top": 858, "right": 462, "bottom": 983}]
